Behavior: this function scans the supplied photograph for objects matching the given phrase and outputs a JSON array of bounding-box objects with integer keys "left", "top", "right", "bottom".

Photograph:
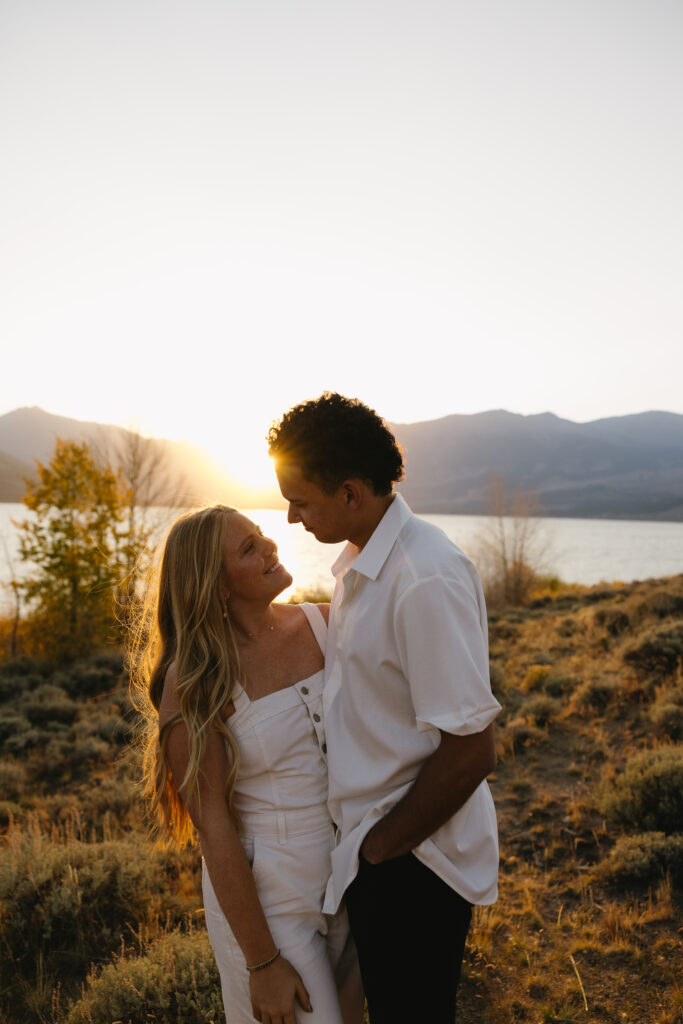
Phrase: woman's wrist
[{"left": 246, "top": 947, "right": 281, "bottom": 973}]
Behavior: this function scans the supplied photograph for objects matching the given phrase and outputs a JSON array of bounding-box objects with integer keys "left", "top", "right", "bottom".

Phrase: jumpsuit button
[
  {"left": 313, "top": 713, "right": 321, "bottom": 723},
  {"left": 301, "top": 686, "right": 309, "bottom": 695}
]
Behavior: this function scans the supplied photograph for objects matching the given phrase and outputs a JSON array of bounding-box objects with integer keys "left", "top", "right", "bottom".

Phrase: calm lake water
[{"left": 1, "top": 504, "right": 682, "bottom": 612}]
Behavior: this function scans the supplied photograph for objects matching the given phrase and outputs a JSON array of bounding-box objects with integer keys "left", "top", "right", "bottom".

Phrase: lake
[{"left": 1, "top": 503, "right": 682, "bottom": 613}]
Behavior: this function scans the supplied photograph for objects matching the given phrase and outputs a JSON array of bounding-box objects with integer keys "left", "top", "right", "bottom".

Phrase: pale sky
[{"left": 2, "top": 0, "right": 682, "bottom": 489}]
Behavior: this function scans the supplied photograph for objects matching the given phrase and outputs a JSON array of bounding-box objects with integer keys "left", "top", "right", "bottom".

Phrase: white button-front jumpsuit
[{"left": 202, "top": 603, "right": 361, "bottom": 1023}]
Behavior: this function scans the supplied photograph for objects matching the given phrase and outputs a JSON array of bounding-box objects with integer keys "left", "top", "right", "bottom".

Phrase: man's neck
[{"left": 348, "top": 493, "right": 396, "bottom": 550}]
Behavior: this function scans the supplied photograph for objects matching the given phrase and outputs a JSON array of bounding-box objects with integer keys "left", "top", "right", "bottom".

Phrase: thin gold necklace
[{"left": 234, "top": 614, "right": 277, "bottom": 641}]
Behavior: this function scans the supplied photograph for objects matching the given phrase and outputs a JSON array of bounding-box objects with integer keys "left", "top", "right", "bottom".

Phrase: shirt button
[
  {"left": 301, "top": 686, "right": 309, "bottom": 695},
  {"left": 313, "top": 713, "right": 321, "bottom": 722}
]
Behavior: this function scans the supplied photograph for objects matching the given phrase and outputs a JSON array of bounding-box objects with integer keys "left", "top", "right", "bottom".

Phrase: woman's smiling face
[{"left": 222, "top": 513, "right": 292, "bottom": 602}]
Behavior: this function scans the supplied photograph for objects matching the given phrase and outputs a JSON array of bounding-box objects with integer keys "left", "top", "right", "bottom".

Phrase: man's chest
[{"left": 330, "top": 572, "right": 408, "bottom": 691}]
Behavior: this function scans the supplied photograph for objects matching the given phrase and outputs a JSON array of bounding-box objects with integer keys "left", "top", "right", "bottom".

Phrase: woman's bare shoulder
[{"left": 275, "top": 601, "right": 330, "bottom": 625}]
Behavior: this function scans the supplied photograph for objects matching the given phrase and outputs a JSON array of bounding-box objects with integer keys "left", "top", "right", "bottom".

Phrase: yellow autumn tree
[{"left": 15, "top": 439, "right": 130, "bottom": 662}]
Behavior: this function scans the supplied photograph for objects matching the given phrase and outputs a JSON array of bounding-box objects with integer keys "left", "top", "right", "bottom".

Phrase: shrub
[
  {"left": 595, "top": 832, "right": 683, "bottom": 889},
  {"left": 595, "top": 746, "right": 683, "bottom": 834},
  {"left": 650, "top": 689, "right": 683, "bottom": 740},
  {"left": 0, "top": 709, "right": 30, "bottom": 744},
  {"left": 593, "top": 605, "right": 631, "bottom": 636},
  {"left": 55, "top": 662, "right": 121, "bottom": 699},
  {"left": 0, "top": 819, "right": 200, "bottom": 993},
  {"left": 520, "top": 695, "right": 560, "bottom": 727},
  {"left": 521, "top": 665, "right": 552, "bottom": 693},
  {"left": 0, "top": 655, "right": 47, "bottom": 679},
  {"left": 24, "top": 694, "right": 79, "bottom": 727},
  {"left": 541, "top": 673, "right": 574, "bottom": 697},
  {"left": 0, "top": 671, "right": 44, "bottom": 702},
  {"left": 0, "top": 759, "right": 28, "bottom": 801},
  {"left": 581, "top": 587, "right": 614, "bottom": 605},
  {"left": 97, "top": 712, "right": 135, "bottom": 745},
  {"left": 79, "top": 775, "right": 139, "bottom": 821},
  {"left": 570, "top": 677, "right": 620, "bottom": 713},
  {"left": 90, "top": 651, "right": 124, "bottom": 673},
  {"left": 0, "top": 799, "right": 22, "bottom": 828},
  {"left": 2, "top": 722, "right": 42, "bottom": 753},
  {"left": 63, "top": 930, "right": 223, "bottom": 1024},
  {"left": 500, "top": 717, "right": 545, "bottom": 755},
  {"left": 623, "top": 624, "right": 683, "bottom": 679},
  {"left": 636, "top": 589, "right": 683, "bottom": 621}
]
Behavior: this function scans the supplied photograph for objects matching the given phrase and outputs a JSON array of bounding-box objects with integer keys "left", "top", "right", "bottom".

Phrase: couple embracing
[{"left": 134, "top": 393, "right": 501, "bottom": 1024}]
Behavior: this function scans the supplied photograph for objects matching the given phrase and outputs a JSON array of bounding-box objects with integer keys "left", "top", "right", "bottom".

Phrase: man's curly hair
[{"left": 267, "top": 392, "right": 404, "bottom": 496}]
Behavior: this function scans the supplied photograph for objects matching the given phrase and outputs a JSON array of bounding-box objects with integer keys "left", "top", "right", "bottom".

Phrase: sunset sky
[{"left": 2, "top": 0, "right": 681, "bottom": 488}]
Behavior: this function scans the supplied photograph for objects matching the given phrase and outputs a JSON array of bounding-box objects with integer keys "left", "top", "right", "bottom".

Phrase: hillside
[
  {"left": 0, "top": 406, "right": 278, "bottom": 508},
  {"left": 392, "top": 409, "right": 683, "bottom": 520},
  {"left": 0, "top": 577, "right": 681, "bottom": 1022},
  {"left": 2, "top": 405, "right": 683, "bottom": 519},
  {"left": 0, "top": 450, "right": 35, "bottom": 502}
]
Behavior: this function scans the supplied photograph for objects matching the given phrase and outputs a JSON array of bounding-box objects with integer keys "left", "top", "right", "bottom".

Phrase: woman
[{"left": 130, "top": 504, "right": 362, "bottom": 1024}]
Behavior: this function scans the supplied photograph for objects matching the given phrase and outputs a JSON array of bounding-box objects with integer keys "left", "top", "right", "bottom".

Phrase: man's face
[{"left": 275, "top": 462, "right": 352, "bottom": 544}]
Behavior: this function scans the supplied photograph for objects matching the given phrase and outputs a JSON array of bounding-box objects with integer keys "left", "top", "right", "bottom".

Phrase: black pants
[{"left": 345, "top": 852, "right": 472, "bottom": 1024}]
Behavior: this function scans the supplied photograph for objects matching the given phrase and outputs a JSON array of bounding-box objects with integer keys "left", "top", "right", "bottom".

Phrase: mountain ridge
[{"left": 1, "top": 405, "right": 682, "bottom": 521}]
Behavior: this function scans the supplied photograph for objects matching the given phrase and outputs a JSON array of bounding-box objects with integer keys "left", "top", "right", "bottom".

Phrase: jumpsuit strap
[{"left": 300, "top": 602, "right": 328, "bottom": 655}]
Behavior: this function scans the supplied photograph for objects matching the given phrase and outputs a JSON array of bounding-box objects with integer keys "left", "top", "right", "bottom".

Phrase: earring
[{"left": 222, "top": 596, "right": 229, "bottom": 619}]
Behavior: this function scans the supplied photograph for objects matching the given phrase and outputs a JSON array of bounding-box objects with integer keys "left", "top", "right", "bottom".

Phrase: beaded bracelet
[{"left": 246, "top": 948, "right": 281, "bottom": 973}]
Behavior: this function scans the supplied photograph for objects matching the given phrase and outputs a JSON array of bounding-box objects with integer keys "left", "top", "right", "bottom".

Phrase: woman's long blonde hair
[{"left": 129, "top": 504, "right": 242, "bottom": 846}]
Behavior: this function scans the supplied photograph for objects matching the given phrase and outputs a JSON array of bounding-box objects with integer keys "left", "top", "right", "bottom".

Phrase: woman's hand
[{"left": 249, "top": 954, "right": 312, "bottom": 1023}]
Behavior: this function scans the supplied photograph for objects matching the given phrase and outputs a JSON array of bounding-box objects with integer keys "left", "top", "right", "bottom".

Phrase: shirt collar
[{"left": 330, "top": 493, "right": 413, "bottom": 582}]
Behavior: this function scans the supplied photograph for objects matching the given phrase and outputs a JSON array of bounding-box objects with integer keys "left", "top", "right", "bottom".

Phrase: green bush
[
  {"left": 623, "top": 624, "right": 683, "bottom": 679},
  {"left": 0, "top": 655, "right": 48, "bottom": 679},
  {"left": 595, "top": 831, "right": 683, "bottom": 889},
  {"left": 0, "top": 821, "right": 200, "bottom": 994},
  {"left": 596, "top": 746, "right": 683, "bottom": 835},
  {"left": 0, "top": 671, "right": 43, "bottom": 701},
  {"left": 63, "top": 930, "right": 223, "bottom": 1024},
  {"left": 24, "top": 694, "right": 79, "bottom": 727},
  {"left": 90, "top": 651, "right": 125, "bottom": 673},
  {"left": 54, "top": 660, "right": 123, "bottom": 699}
]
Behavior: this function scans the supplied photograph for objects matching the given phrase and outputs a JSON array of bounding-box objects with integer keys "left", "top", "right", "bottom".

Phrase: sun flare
[{"left": 212, "top": 434, "right": 281, "bottom": 499}]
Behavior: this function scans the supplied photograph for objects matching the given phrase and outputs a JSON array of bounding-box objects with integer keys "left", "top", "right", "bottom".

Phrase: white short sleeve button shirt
[{"left": 322, "top": 494, "right": 501, "bottom": 914}]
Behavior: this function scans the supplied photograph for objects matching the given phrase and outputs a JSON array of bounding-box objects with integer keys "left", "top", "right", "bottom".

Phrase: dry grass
[
  {"left": 458, "top": 573, "right": 683, "bottom": 1023},
  {"left": 1, "top": 574, "right": 682, "bottom": 1023}
]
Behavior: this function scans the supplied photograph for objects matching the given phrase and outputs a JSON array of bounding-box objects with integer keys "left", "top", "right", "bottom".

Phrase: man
[{"left": 268, "top": 393, "right": 501, "bottom": 1023}]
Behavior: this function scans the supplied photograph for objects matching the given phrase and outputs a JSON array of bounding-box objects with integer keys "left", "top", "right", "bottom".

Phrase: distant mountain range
[
  {"left": 392, "top": 409, "right": 683, "bottom": 520},
  {"left": 0, "top": 407, "right": 271, "bottom": 508},
  {"left": 1, "top": 406, "right": 683, "bottom": 521}
]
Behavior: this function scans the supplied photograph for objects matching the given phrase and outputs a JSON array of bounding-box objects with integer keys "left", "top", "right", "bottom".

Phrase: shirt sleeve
[{"left": 393, "top": 572, "right": 502, "bottom": 736}]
